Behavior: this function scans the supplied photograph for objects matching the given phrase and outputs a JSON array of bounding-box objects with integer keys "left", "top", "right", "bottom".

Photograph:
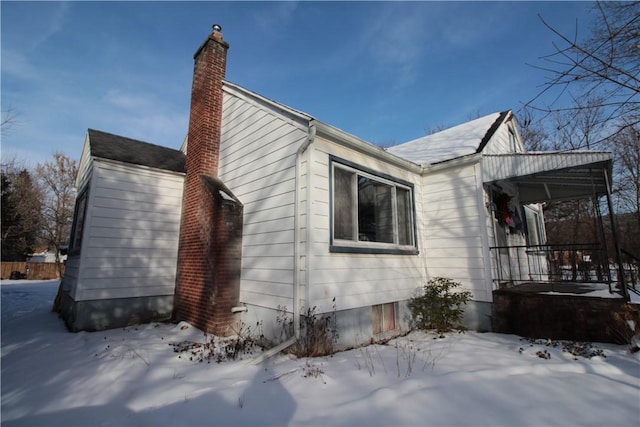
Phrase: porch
[
  {"left": 483, "top": 151, "right": 640, "bottom": 343},
  {"left": 488, "top": 243, "right": 639, "bottom": 296},
  {"left": 482, "top": 151, "right": 632, "bottom": 299}
]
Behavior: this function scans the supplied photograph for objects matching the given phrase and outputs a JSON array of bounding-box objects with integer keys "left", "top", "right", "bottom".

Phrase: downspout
[
  {"left": 249, "top": 120, "right": 316, "bottom": 364},
  {"left": 293, "top": 120, "right": 316, "bottom": 340}
]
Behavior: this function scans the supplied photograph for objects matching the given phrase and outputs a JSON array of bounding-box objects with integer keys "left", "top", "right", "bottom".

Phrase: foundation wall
[{"left": 492, "top": 291, "right": 639, "bottom": 344}]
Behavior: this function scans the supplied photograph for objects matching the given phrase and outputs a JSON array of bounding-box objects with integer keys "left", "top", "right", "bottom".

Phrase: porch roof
[{"left": 482, "top": 151, "right": 612, "bottom": 204}]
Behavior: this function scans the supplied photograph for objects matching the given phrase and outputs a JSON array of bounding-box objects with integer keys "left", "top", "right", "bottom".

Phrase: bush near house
[
  {"left": 409, "top": 277, "right": 472, "bottom": 333},
  {"left": 277, "top": 303, "right": 339, "bottom": 358}
]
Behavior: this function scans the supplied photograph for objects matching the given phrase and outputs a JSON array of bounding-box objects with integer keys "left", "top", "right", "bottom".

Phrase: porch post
[{"left": 603, "top": 168, "right": 628, "bottom": 299}]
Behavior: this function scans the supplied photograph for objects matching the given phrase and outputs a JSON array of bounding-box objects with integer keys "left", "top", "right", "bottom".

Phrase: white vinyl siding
[
  {"left": 62, "top": 256, "right": 81, "bottom": 298},
  {"left": 307, "top": 137, "right": 425, "bottom": 314},
  {"left": 482, "top": 118, "right": 525, "bottom": 155},
  {"left": 422, "top": 162, "right": 491, "bottom": 301},
  {"left": 63, "top": 140, "right": 94, "bottom": 299},
  {"left": 73, "top": 160, "right": 183, "bottom": 301},
  {"left": 75, "top": 135, "right": 93, "bottom": 191},
  {"left": 218, "top": 86, "right": 309, "bottom": 312}
]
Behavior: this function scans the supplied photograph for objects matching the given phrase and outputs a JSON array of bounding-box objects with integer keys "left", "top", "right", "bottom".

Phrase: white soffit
[{"left": 482, "top": 152, "right": 613, "bottom": 204}]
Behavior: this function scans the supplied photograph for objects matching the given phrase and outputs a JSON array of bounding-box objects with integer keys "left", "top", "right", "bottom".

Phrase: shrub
[
  {"left": 276, "top": 301, "right": 339, "bottom": 357},
  {"left": 171, "top": 321, "right": 263, "bottom": 363},
  {"left": 408, "top": 277, "right": 472, "bottom": 332}
]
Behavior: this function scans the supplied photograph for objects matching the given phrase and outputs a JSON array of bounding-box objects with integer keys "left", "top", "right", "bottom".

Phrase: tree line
[{"left": 1, "top": 153, "right": 78, "bottom": 276}]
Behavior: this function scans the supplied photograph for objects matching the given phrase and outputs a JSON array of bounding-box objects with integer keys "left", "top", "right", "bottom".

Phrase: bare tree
[
  {"left": 518, "top": 108, "right": 549, "bottom": 151},
  {"left": 528, "top": 2, "right": 640, "bottom": 142},
  {"left": 551, "top": 96, "right": 609, "bottom": 150},
  {"left": 524, "top": 2, "right": 639, "bottom": 273},
  {"left": 35, "top": 152, "right": 78, "bottom": 277},
  {"left": 612, "top": 122, "right": 640, "bottom": 251}
]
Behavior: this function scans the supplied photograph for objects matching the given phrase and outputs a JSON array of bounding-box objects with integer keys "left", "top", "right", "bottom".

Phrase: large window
[{"left": 331, "top": 157, "right": 417, "bottom": 254}]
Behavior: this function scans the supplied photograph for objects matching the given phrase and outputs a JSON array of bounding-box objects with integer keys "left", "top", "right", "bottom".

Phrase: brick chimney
[{"left": 174, "top": 25, "right": 243, "bottom": 336}]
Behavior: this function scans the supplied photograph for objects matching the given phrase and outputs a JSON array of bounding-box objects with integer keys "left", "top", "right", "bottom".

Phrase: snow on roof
[{"left": 386, "top": 112, "right": 505, "bottom": 165}]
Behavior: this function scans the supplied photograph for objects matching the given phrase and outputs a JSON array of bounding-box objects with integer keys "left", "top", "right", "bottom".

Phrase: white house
[
  {"left": 59, "top": 26, "right": 616, "bottom": 349},
  {"left": 27, "top": 247, "right": 67, "bottom": 264}
]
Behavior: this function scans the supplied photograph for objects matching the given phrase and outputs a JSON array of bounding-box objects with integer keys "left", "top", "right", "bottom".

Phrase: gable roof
[
  {"left": 386, "top": 111, "right": 510, "bottom": 166},
  {"left": 221, "top": 81, "right": 422, "bottom": 172},
  {"left": 87, "top": 129, "right": 185, "bottom": 173}
]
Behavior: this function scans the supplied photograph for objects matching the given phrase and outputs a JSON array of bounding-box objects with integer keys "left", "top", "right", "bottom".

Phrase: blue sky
[{"left": 1, "top": 1, "right": 595, "bottom": 165}]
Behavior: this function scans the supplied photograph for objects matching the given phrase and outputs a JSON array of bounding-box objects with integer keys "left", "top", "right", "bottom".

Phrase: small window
[
  {"left": 331, "top": 157, "right": 418, "bottom": 254},
  {"left": 69, "top": 187, "right": 89, "bottom": 254},
  {"left": 373, "top": 303, "right": 396, "bottom": 334}
]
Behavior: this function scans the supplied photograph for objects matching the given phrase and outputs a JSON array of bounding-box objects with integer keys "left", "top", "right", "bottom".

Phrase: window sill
[{"left": 330, "top": 244, "right": 419, "bottom": 255}]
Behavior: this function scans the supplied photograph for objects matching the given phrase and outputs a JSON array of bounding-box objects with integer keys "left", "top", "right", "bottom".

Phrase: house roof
[
  {"left": 386, "top": 111, "right": 510, "bottom": 166},
  {"left": 87, "top": 129, "right": 185, "bottom": 173},
  {"left": 85, "top": 83, "right": 521, "bottom": 178}
]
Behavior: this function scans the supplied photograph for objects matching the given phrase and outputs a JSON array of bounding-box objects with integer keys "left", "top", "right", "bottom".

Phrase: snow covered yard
[{"left": 1, "top": 280, "right": 638, "bottom": 427}]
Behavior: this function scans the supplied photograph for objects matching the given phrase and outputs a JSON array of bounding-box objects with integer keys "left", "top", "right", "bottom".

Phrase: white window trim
[{"left": 330, "top": 156, "right": 418, "bottom": 255}]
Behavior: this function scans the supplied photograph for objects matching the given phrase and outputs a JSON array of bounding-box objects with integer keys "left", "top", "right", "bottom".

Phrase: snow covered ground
[{"left": 2, "top": 280, "right": 639, "bottom": 427}]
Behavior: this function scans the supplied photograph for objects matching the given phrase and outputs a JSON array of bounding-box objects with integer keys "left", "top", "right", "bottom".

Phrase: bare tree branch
[{"left": 1, "top": 106, "right": 20, "bottom": 137}]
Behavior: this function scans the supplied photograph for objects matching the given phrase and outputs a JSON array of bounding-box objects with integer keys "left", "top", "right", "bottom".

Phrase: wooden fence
[{"left": 1, "top": 262, "right": 64, "bottom": 280}]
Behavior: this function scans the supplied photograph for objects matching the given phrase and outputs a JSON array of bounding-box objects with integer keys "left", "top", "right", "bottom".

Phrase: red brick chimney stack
[
  {"left": 185, "top": 24, "right": 228, "bottom": 178},
  {"left": 174, "top": 25, "right": 236, "bottom": 335}
]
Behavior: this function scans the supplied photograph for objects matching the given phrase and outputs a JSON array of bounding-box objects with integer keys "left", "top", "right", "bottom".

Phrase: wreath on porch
[{"left": 494, "top": 193, "right": 514, "bottom": 228}]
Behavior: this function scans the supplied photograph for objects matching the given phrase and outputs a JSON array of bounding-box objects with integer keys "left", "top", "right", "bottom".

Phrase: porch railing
[
  {"left": 621, "top": 249, "right": 639, "bottom": 294},
  {"left": 489, "top": 243, "right": 621, "bottom": 289}
]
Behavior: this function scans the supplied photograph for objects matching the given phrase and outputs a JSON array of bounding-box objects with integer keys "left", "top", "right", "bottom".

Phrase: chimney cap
[{"left": 194, "top": 24, "right": 228, "bottom": 58}]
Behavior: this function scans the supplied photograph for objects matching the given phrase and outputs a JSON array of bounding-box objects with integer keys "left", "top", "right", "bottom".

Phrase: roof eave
[
  {"left": 313, "top": 120, "right": 422, "bottom": 173},
  {"left": 222, "top": 80, "right": 313, "bottom": 128},
  {"left": 91, "top": 156, "right": 186, "bottom": 177},
  {"left": 422, "top": 153, "right": 483, "bottom": 174},
  {"left": 476, "top": 110, "right": 512, "bottom": 153}
]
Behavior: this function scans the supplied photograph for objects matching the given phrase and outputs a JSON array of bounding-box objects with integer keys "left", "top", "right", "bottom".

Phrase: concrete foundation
[
  {"left": 241, "top": 299, "right": 462, "bottom": 351},
  {"left": 59, "top": 292, "right": 173, "bottom": 332},
  {"left": 57, "top": 292, "right": 493, "bottom": 344},
  {"left": 462, "top": 300, "right": 493, "bottom": 332}
]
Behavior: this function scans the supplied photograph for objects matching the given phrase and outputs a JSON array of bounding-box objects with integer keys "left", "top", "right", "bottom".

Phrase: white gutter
[
  {"left": 248, "top": 121, "right": 316, "bottom": 365},
  {"left": 422, "top": 153, "right": 483, "bottom": 174},
  {"left": 314, "top": 121, "right": 422, "bottom": 174}
]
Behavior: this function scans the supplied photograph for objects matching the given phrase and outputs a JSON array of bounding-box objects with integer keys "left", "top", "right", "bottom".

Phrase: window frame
[
  {"left": 69, "top": 185, "right": 89, "bottom": 255},
  {"left": 329, "top": 156, "right": 418, "bottom": 255},
  {"left": 523, "top": 205, "right": 545, "bottom": 247},
  {"left": 372, "top": 302, "right": 397, "bottom": 335}
]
